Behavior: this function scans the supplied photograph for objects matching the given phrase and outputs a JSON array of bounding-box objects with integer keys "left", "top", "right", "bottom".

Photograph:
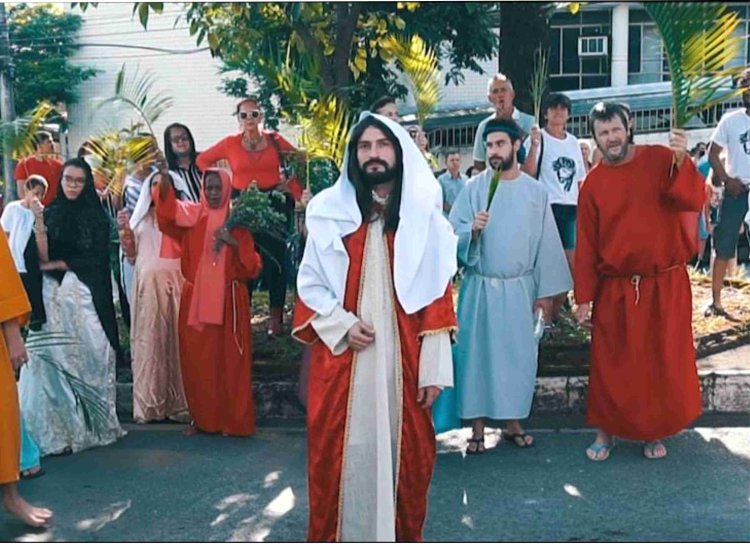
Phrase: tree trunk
[{"left": 499, "top": 2, "right": 552, "bottom": 116}]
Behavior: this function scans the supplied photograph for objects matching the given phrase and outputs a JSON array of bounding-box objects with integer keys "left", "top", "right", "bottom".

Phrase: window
[
  {"left": 549, "top": 20, "right": 611, "bottom": 91},
  {"left": 579, "top": 36, "right": 608, "bottom": 57},
  {"left": 628, "top": 23, "right": 669, "bottom": 84}
]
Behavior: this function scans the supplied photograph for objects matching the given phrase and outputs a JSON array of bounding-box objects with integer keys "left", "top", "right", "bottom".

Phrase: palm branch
[
  {"left": 82, "top": 130, "right": 158, "bottom": 197},
  {"left": 95, "top": 64, "right": 173, "bottom": 135},
  {"left": 487, "top": 169, "right": 501, "bottom": 210},
  {"left": 0, "top": 101, "right": 59, "bottom": 160},
  {"left": 530, "top": 47, "right": 550, "bottom": 125},
  {"left": 25, "top": 331, "right": 112, "bottom": 437},
  {"left": 644, "top": 2, "right": 746, "bottom": 128},
  {"left": 299, "top": 95, "right": 353, "bottom": 169},
  {"left": 384, "top": 34, "right": 442, "bottom": 127}
]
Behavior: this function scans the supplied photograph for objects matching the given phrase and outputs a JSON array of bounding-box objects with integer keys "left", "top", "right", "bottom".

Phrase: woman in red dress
[
  {"left": 155, "top": 168, "right": 263, "bottom": 437},
  {"left": 197, "top": 97, "right": 301, "bottom": 336}
]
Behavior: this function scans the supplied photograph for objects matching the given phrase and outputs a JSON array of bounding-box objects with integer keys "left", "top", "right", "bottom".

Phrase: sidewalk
[{"left": 115, "top": 344, "right": 750, "bottom": 421}]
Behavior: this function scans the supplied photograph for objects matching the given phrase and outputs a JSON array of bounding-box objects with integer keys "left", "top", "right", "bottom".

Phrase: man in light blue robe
[{"left": 447, "top": 118, "right": 571, "bottom": 453}]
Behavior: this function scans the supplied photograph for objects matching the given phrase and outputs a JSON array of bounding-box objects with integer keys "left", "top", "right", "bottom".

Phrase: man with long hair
[{"left": 292, "top": 113, "right": 457, "bottom": 541}]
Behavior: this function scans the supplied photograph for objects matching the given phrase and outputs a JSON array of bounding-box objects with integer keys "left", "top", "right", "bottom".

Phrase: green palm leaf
[
  {"left": 0, "top": 101, "right": 58, "bottom": 160},
  {"left": 644, "top": 2, "right": 746, "bottom": 128},
  {"left": 82, "top": 130, "right": 158, "bottom": 197},
  {"left": 384, "top": 34, "right": 442, "bottom": 126},
  {"left": 530, "top": 47, "right": 550, "bottom": 125},
  {"left": 95, "top": 64, "right": 174, "bottom": 135},
  {"left": 25, "top": 331, "right": 112, "bottom": 437},
  {"left": 299, "top": 94, "right": 354, "bottom": 170}
]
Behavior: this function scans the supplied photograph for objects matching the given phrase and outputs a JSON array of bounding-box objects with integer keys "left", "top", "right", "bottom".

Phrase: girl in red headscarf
[{"left": 154, "top": 167, "right": 263, "bottom": 437}]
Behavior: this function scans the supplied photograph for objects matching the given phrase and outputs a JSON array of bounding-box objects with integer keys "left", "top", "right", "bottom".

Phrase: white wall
[{"left": 66, "top": 3, "right": 242, "bottom": 154}]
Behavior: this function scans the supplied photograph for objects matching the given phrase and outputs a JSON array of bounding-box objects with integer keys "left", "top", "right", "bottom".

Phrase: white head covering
[
  {"left": 129, "top": 169, "right": 191, "bottom": 230},
  {"left": 297, "top": 112, "right": 457, "bottom": 316}
]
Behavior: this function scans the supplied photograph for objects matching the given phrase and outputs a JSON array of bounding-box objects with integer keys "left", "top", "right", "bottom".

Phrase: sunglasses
[{"left": 238, "top": 110, "right": 261, "bottom": 120}]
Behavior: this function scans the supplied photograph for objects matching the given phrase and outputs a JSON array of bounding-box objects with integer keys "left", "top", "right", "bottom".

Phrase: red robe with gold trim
[{"left": 293, "top": 223, "right": 456, "bottom": 542}]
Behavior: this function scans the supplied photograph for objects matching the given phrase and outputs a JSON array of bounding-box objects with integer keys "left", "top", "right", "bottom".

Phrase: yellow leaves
[
  {"left": 350, "top": 47, "right": 368, "bottom": 80},
  {"left": 383, "top": 34, "right": 442, "bottom": 125},
  {"left": 299, "top": 95, "right": 353, "bottom": 167},
  {"left": 645, "top": 2, "right": 745, "bottom": 127},
  {"left": 397, "top": 2, "right": 420, "bottom": 12}
]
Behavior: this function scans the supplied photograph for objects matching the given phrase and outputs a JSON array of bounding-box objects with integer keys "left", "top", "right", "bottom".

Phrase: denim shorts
[
  {"left": 713, "top": 190, "right": 749, "bottom": 259},
  {"left": 551, "top": 204, "right": 577, "bottom": 250}
]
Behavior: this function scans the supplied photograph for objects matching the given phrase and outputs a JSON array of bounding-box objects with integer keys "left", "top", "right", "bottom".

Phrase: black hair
[
  {"left": 588, "top": 102, "right": 630, "bottom": 138},
  {"left": 346, "top": 116, "right": 403, "bottom": 232},
  {"left": 483, "top": 118, "right": 524, "bottom": 143},
  {"left": 25, "top": 174, "right": 49, "bottom": 192},
  {"left": 544, "top": 92, "right": 572, "bottom": 114},
  {"left": 369, "top": 95, "right": 396, "bottom": 113},
  {"left": 465, "top": 166, "right": 477, "bottom": 177},
  {"left": 164, "top": 123, "right": 197, "bottom": 170},
  {"left": 35, "top": 131, "right": 52, "bottom": 148}
]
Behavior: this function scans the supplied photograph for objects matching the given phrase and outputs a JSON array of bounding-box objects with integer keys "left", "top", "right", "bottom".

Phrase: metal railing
[{"left": 426, "top": 96, "right": 745, "bottom": 151}]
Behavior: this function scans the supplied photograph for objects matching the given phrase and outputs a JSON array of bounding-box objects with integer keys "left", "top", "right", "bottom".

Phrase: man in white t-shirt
[
  {"left": 706, "top": 68, "right": 750, "bottom": 319},
  {"left": 522, "top": 92, "right": 587, "bottom": 321},
  {"left": 472, "top": 73, "right": 535, "bottom": 172}
]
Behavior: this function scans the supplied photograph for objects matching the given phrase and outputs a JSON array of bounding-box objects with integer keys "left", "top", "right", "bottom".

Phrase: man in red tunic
[
  {"left": 574, "top": 102, "right": 705, "bottom": 461},
  {"left": 156, "top": 168, "right": 262, "bottom": 437},
  {"left": 293, "top": 113, "right": 458, "bottom": 542}
]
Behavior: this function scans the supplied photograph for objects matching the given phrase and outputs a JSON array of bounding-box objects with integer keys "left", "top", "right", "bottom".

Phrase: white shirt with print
[
  {"left": 711, "top": 108, "right": 750, "bottom": 183},
  {"left": 523, "top": 129, "right": 587, "bottom": 206}
]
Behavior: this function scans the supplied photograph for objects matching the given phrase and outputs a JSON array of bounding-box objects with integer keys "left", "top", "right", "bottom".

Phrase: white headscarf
[
  {"left": 297, "top": 112, "right": 457, "bottom": 316},
  {"left": 129, "top": 169, "right": 191, "bottom": 231}
]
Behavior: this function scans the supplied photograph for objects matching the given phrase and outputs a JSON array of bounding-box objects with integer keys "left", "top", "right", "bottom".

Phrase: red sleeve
[
  {"left": 287, "top": 176, "right": 303, "bottom": 202},
  {"left": 574, "top": 179, "right": 600, "bottom": 304},
  {"left": 418, "top": 283, "right": 457, "bottom": 339},
  {"left": 661, "top": 154, "right": 706, "bottom": 212},
  {"left": 14, "top": 160, "right": 24, "bottom": 181},
  {"left": 196, "top": 136, "right": 232, "bottom": 171},
  {"left": 230, "top": 228, "right": 263, "bottom": 281},
  {"left": 154, "top": 183, "right": 179, "bottom": 228},
  {"left": 273, "top": 133, "right": 296, "bottom": 152},
  {"left": 292, "top": 297, "right": 319, "bottom": 345}
]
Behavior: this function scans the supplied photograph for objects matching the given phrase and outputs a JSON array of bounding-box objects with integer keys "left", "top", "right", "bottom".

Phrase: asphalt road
[{"left": 2, "top": 420, "right": 749, "bottom": 542}]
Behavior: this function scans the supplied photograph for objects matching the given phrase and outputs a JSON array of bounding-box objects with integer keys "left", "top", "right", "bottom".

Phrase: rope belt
[
  {"left": 604, "top": 264, "right": 684, "bottom": 306},
  {"left": 473, "top": 271, "right": 533, "bottom": 288}
]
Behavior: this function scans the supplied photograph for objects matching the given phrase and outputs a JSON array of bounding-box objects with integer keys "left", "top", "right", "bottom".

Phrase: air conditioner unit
[{"left": 578, "top": 36, "right": 608, "bottom": 57}]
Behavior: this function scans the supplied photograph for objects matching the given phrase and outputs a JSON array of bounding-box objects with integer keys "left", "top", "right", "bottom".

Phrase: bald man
[{"left": 473, "top": 73, "right": 536, "bottom": 172}]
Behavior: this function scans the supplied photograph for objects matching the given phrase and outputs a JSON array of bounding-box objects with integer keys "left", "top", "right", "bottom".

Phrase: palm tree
[{"left": 643, "top": 2, "right": 746, "bottom": 128}]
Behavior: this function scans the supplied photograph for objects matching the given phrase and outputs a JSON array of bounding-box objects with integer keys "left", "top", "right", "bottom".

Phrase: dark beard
[
  {"left": 489, "top": 155, "right": 514, "bottom": 172},
  {"left": 359, "top": 159, "right": 396, "bottom": 187}
]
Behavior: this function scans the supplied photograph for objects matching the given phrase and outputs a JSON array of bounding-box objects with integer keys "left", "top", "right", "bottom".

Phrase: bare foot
[
  {"left": 643, "top": 440, "right": 667, "bottom": 460},
  {"left": 181, "top": 424, "right": 198, "bottom": 436},
  {"left": 3, "top": 495, "right": 53, "bottom": 527}
]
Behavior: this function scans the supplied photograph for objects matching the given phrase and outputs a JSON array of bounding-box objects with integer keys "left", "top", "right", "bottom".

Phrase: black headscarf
[{"left": 44, "top": 158, "right": 120, "bottom": 353}]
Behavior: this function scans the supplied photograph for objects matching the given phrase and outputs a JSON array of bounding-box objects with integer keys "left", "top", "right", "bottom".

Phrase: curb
[{"left": 115, "top": 369, "right": 750, "bottom": 422}]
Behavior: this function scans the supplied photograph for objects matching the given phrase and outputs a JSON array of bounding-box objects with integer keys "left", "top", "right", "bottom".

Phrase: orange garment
[
  {"left": 0, "top": 230, "right": 30, "bottom": 485},
  {"left": 156, "top": 176, "right": 263, "bottom": 436},
  {"left": 196, "top": 132, "right": 296, "bottom": 192},
  {"left": 575, "top": 146, "right": 705, "bottom": 441},
  {"left": 15, "top": 156, "right": 63, "bottom": 206}
]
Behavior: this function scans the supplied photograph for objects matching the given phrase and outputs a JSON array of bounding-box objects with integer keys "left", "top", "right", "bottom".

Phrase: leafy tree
[
  {"left": 8, "top": 3, "right": 98, "bottom": 115},
  {"left": 498, "top": 2, "right": 554, "bottom": 115},
  {"left": 77, "top": 2, "right": 500, "bottom": 127}
]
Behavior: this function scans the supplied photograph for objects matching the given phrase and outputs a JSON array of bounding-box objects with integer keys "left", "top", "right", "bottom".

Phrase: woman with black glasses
[{"left": 197, "top": 97, "right": 302, "bottom": 336}]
